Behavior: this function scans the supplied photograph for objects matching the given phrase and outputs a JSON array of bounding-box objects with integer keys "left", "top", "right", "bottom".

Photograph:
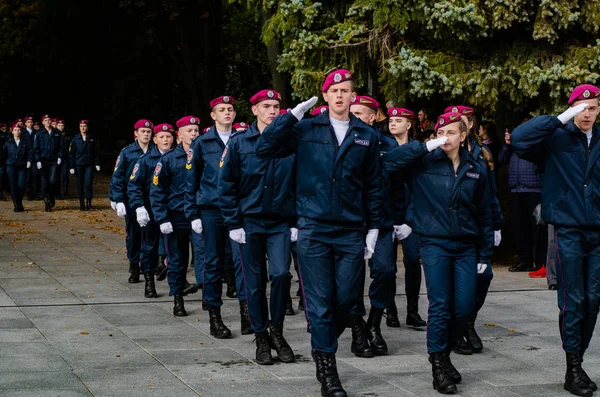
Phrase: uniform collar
[
  {"left": 245, "top": 122, "right": 260, "bottom": 139},
  {"left": 567, "top": 120, "right": 598, "bottom": 136}
]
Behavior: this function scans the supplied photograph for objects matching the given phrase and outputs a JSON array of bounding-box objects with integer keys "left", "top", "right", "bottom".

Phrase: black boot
[
  {"left": 156, "top": 256, "right": 167, "bottom": 281},
  {"left": 366, "top": 308, "right": 388, "bottom": 355},
  {"left": 385, "top": 300, "right": 401, "bottom": 328},
  {"left": 86, "top": 198, "right": 92, "bottom": 211},
  {"left": 298, "top": 294, "right": 305, "bottom": 311},
  {"left": 430, "top": 352, "right": 457, "bottom": 394},
  {"left": 564, "top": 353, "right": 593, "bottom": 397},
  {"left": 406, "top": 297, "right": 427, "bottom": 327},
  {"left": 79, "top": 200, "right": 86, "bottom": 211},
  {"left": 466, "top": 319, "right": 483, "bottom": 353},
  {"left": 350, "top": 316, "right": 374, "bottom": 358},
  {"left": 313, "top": 351, "right": 347, "bottom": 397},
  {"left": 255, "top": 331, "right": 273, "bottom": 365},
  {"left": 239, "top": 300, "right": 254, "bottom": 335},
  {"left": 50, "top": 197, "right": 55, "bottom": 208},
  {"left": 286, "top": 295, "right": 296, "bottom": 316},
  {"left": 12, "top": 200, "right": 18, "bottom": 212},
  {"left": 226, "top": 280, "right": 237, "bottom": 298},
  {"left": 16, "top": 202, "right": 24, "bottom": 212},
  {"left": 44, "top": 198, "right": 52, "bottom": 212},
  {"left": 428, "top": 352, "right": 462, "bottom": 384},
  {"left": 208, "top": 307, "right": 232, "bottom": 339},
  {"left": 580, "top": 355, "right": 597, "bottom": 391},
  {"left": 452, "top": 337, "right": 472, "bottom": 355},
  {"left": 144, "top": 275, "right": 158, "bottom": 298},
  {"left": 182, "top": 281, "right": 199, "bottom": 296},
  {"left": 269, "top": 325, "right": 295, "bottom": 363},
  {"left": 173, "top": 295, "right": 187, "bottom": 316},
  {"left": 128, "top": 262, "right": 140, "bottom": 283}
]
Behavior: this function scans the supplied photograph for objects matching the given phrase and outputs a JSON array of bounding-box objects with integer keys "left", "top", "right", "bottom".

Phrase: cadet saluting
[
  {"left": 383, "top": 112, "right": 493, "bottom": 394},
  {"left": 69, "top": 120, "right": 100, "bottom": 211},
  {"left": 256, "top": 70, "right": 382, "bottom": 397},
  {"left": 511, "top": 84, "right": 600, "bottom": 397},
  {"left": 218, "top": 89, "right": 296, "bottom": 365},
  {"left": 151, "top": 116, "right": 200, "bottom": 316}
]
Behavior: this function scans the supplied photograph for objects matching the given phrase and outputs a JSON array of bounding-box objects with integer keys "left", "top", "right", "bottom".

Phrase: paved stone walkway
[{"left": 0, "top": 196, "right": 596, "bottom": 397}]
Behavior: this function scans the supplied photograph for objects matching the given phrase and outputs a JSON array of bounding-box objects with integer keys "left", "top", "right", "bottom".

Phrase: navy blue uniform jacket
[
  {"left": 255, "top": 111, "right": 382, "bottom": 230},
  {"left": 218, "top": 122, "right": 296, "bottom": 230},
  {"left": 150, "top": 143, "right": 189, "bottom": 225},
  {"left": 69, "top": 134, "right": 100, "bottom": 168},
  {"left": 34, "top": 128, "right": 64, "bottom": 162},
  {"left": 184, "top": 127, "right": 228, "bottom": 221},
  {"left": 511, "top": 116, "right": 600, "bottom": 228},
  {"left": 110, "top": 141, "right": 150, "bottom": 204},
  {"left": 469, "top": 137, "right": 504, "bottom": 230},
  {"left": 383, "top": 141, "right": 494, "bottom": 264},
  {"left": 1, "top": 140, "right": 32, "bottom": 167},
  {"left": 378, "top": 134, "right": 407, "bottom": 231},
  {"left": 128, "top": 146, "right": 170, "bottom": 217}
]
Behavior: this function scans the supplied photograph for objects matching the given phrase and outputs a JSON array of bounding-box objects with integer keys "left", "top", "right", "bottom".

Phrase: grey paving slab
[
  {"left": 0, "top": 370, "right": 85, "bottom": 390},
  {"left": 0, "top": 390, "right": 93, "bottom": 397}
]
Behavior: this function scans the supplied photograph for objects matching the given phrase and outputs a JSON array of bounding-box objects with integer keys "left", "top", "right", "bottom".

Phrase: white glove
[
  {"left": 116, "top": 202, "right": 127, "bottom": 218},
  {"left": 191, "top": 219, "right": 203, "bottom": 234},
  {"left": 95, "top": 165, "right": 100, "bottom": 172},
  {"left": 136, "top": 207, "right": 150, "bottom": 227},
  {"left": 36, "top": 162, "right": 42, "bottom": 169},
  {"left": 290, "top": 228, "right": 298, "bottom": 242},
  {"left": 160, "top": 222, "right": 173, "bottom": 234},
  {"left": 69, "top": 169, "right": 75, "bottom": 175},
  {"left": 426, "top": 136, "right": 448, "bottom": 152},
  {"left": 291, "top": 96, "right": 319, "bottom": 121},
  {"left": 494, "top": 230, "right": 502, "bottom": 247},
  {"left": 477, "top": 263, "right": 488, "bottom": 274},
  {"left": 26, "top": 161, "right": 31, "bottom": 169},
  {"left": 557, "top": 103, "right": 589, "bottom": 124},
  {"left": 57, "top": 158, "right": 62, "bottom": 165},
  {"left": 364, "top": 229, "right": 379, "bottom": 259},
  {"left": 110, "top": 201, "right": 117, "bottom": 211},
  {"left": 394, "top": 224, "right": 412, "bottom": 241},
  {"left": 229, "top": 228, "right": 246, "bottom": 244}
]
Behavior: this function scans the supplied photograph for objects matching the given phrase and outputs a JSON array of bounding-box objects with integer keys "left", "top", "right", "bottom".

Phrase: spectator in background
[
  {"left": 479, "top": 121, "right": 501, "bottom": 183},
  {"left": 416, "top": 108, "right": 435, "bottom": 142},
  {"left": 374, "top": 100, "right": 395, "bottom": 136},
  {"left": 498, "top": 120, "right": 548, "bottom": 272}
]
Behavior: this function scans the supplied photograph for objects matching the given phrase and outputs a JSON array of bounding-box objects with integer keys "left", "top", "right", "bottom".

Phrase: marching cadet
[
  {"left": 151, "top": 116, "right": 200, "bottom": 316},
  {"left": 111, "top": 119, "right": 154, "bottom": 283},
  {"left": 218, "top": 89, "right": 296, "bottom": 364},
  {"left": 511, "top": 84, "right": 600, "bottom": 397},
  {"left": 0, "top": 123, "right": 32, "bottom": 212},
  {"left": 0, "top": 122, "right": 9, "bottom": 201},
  {"left": 256, "top": 70, "right": 382, "bottom": 397},
  {"left": 348, "top": 94, "right": 393, "bottom": 357},
  {"left": 386, "top": 108, "right": 427, "bottom": 329},
  {"left": 23, "top": 117, "right": 40, "bottom": 201},
  {"left": 57, "top": 120, "right": 71, "bottom": 199},
  {"left": 185, "top": 97, "right": 239, "bottom": 339},
  {"left": 383, "top": 112, "right": 493, "bottom": 394},
  {"left": 33, "top": 121, "right": 40, "bottom": 132},
  {"left": 444, "top": 106, "right": 503, "bottom": 356},
  {"left": 51, "top": 118, "right": 58, "bottom": 129},
  {"left": 34, "top": 114, "right": 64, "bottom": 212},
  {"left": 69, "top": 120, "right": 100, "bottom": 211},
  {"left": 128, "top": 123, "right": 174, "bottom": 298}
]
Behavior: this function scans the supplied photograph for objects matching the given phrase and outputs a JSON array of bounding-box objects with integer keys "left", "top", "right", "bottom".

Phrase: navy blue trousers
[
  {"left": 201, "top": 210, "right": 230, "bottom": 308},
  {"left": 7, "top": 166, "right": 26, "bottom": 205},
  {"left": 296, "top": 220, "right": 364, "bottom": 353},
  {"left": 140, "top": 221, "right": 160, "bottom": 276},
  {"left": 421, "top": 236, "right": 477, "bottom": 354},
  {"left": 75, "top": 166, "right": 94, "bottom": 200},
  {"left": 40, "top": 161, "right": 58, "bottom": 200},
  {"left": 230, "top": 240, "right": 246, "bottom": 301},
  {"left": 556, "top": 227, "right": 600, "bottom": 355},
  {"left": 124, "top": 206, "right": 141, "bottom": 264},
  {"left": 191, "top": 231, "right": 205, "bottom": 286},
  {"left": 238, "top": 225, "right": 291, "bottom": 332},
  {"left": 165, "top": 211, "right": 191, "bottom": 296}
]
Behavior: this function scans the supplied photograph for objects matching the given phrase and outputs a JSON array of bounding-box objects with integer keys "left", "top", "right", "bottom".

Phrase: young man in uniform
[
  {"left": 512, "top": 84, "right": 600, "bottom": 397},
  {"left": 22, "top": 117, "right": 39, "bottom": 201},
  {"left": 0, "top": 122, "right": 10, "bottom": 200},
  {"left": 69, "top": 120, "right": 99, "bottom": 210},
  {"left": 152, "top": 116, "right": 200, "bottom": 316},
  {"left": 129, "top": 123, "right": 174, "bottom": 298},
  {"left": 34, "top": 114, "right": 64, "bottom": 212},
  {"left": 111, "top": 120, "right": 154, "bottom": 283},
  {"left": 219, "top": 89, "right": 296, "bottom": 364},
  {"left": 256, "top": 70, "right": 382, "bottom": 397},
  {"left": 56, "top": 120, "right": 71, "bottom": 199}
]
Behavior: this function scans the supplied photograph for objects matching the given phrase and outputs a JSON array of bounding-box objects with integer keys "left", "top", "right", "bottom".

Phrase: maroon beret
[
  {"left": 202, "top": 126, "right": 211, "bottom": 134},
  {"left": 51, "top": 118, "right": 58, "bottom": 122},
  {"left": 351, "top": 95, "right": 379, "bottom": 110},
  {"left": 23, "top": 116, "right": 33, "bottom": 122},
  {"left": 388, "top": 108, "right": 414, "bottom": 119},
  {"left": 41, "top": 114, "right": 51, "bottom": 121},
  {"left": 311, "top": 106, "right": 329, "bottom": 116},
  {"left": 250, "top": 90, "right": 282, "bottom": 105},
  {"left": 568, "top": 84, "right": 600, "bottom": 105},
  {"left": 10, "top": 122, "right": 20, "bottom": 129},
  {"left": 322, "top": 69, "right": 352, "bottom": 92},
  {"left": 154, "top": 123, "right": 175, "bottom": 134},
  {"left": 279, "top": 108, "right": 291, "bottom": 115},
  {"left": 176, "top": 116, "right": 200, "bottom": 128},
  {"left": 210, "top": 95, "right": 236, "bottom": 109},
  {"left": 15, "top": 118, "right": 23, "bottom": 123},
  {"left": 444, "top": 105, "right": 474, "bottom": 115},
  {"left": 134, "top": 119, "right": 154, "bottom": 130},
  {"left": 233, "top": 122, "right": 249, "bottom": 131},
  {"left": 79, "top": 120, "right": 89, "bottom": 125},
  {"left": 434, "top": 112, "right": 463, "bottom": 132},
  {"left": 0, "top": 122, "right": 6, "bottom": 127},
  {"left": 57, "top": 119, "right": 65, "bottom": 124}
]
